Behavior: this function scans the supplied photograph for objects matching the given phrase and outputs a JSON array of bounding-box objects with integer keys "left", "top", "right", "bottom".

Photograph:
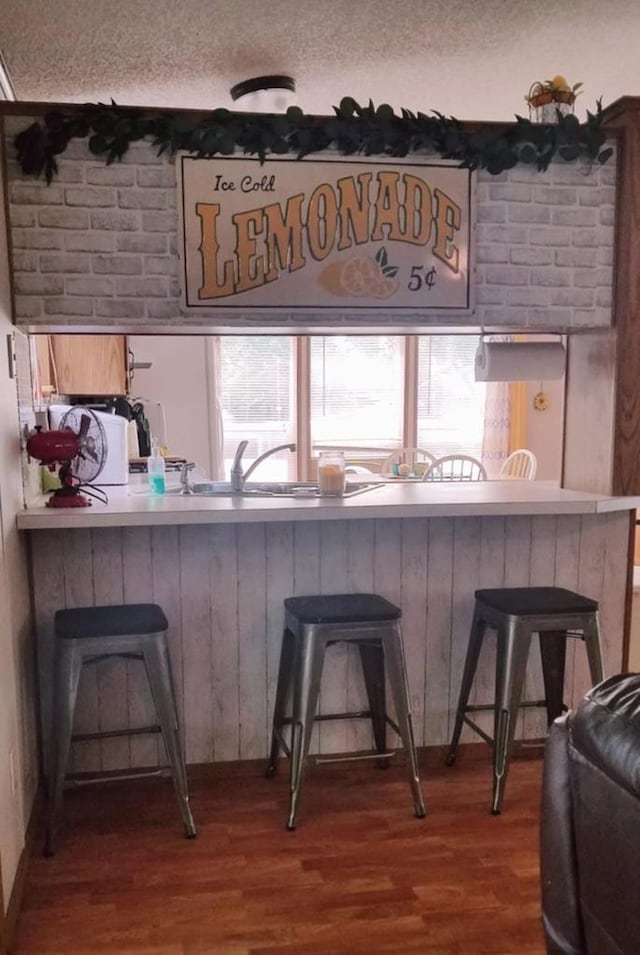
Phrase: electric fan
[{"left": 27, "top": 406, "right": 108, "bottom": 508}]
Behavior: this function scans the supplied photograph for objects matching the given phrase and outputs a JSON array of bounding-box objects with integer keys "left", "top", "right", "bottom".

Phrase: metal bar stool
[
  {"left": 46, "top": 603, "right": 196, "bottom": 855},
  {"left": 266, "top": 593, "right": 426, "bottom": 829},
  {"left": 446, "top": 586, "right": 604, "bottom": 814}
]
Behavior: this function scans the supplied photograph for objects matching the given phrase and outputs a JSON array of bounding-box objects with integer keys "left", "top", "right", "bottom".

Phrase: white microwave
[{"left": 48, "top": 404, "right": 129, "bottom": 486}]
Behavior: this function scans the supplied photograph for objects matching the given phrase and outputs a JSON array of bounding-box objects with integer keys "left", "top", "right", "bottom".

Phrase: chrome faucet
[
  {"left": 180, "top": 461, "right": 196, "bottom": 494},
  {"left": 230, "top": 440, "right": 296, "bottom": 491}
]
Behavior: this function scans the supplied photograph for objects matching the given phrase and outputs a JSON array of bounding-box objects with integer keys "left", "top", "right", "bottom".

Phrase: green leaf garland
[{"left": 13, "top": 97, "right": 613, "bottom": 183}]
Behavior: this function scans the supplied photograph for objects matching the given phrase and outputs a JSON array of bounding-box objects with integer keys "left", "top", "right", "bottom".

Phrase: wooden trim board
[{"left": 3, "top": 787, "right": 43, "bottom": 954}]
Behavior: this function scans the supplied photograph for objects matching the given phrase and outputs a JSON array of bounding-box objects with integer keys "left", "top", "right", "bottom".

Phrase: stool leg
[
  {"left": 142, "top": 635, "right": 196, "bottom": 839},
  {"left": 446, "top": 606, "right": 485, "bottom": 766},
  {"left": 492, "top": 621, "right": 531, "bottom": 815},
  {"left": 539, "top": 631, "right": 567, "bottom": 726},
  {"left": 358, "top": 640, "right": 387, "bottom": 768},
  {"left": 287, "top": 629, "right": 324, "bottom": 830},
  {"left": 45, "top": 640, "right": 83, "bottom": 856},
  {"left": 382, "top": 625, "right": 426, "bottom": 819},
  {"left": 583, "top": 612, "right": 605, "bottom": 685},
  {"left": 266, "top": 627, "right": 296, "bottom": 778}
]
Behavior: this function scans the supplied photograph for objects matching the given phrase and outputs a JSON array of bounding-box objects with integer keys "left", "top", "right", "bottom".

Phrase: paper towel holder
[{"left": 474, "top": 336, "right": 566, "bottom": 382}]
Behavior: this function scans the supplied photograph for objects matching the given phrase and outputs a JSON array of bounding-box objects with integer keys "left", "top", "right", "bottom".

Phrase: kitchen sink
[
  {"left": 243, "top": 481, "right": 383, "bottom": 498},
  {"left": 163, "top": 480, "right": 383, "bottom": 498}
]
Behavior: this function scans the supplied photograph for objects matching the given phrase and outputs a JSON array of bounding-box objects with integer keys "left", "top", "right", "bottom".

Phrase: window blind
[
  {"left": 309, "top": 336, "right": 404, "bottom": 450},
  {"left": 416, "top": 336, "right": 486, "bottom": 458},
  {"left": 219, "top": 336, "right": 295, "bottom": 477}
]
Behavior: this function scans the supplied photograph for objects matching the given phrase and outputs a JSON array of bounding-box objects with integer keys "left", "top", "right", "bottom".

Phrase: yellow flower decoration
[{"left": 533, "top": 392, "right": 550, "bottom": 412}]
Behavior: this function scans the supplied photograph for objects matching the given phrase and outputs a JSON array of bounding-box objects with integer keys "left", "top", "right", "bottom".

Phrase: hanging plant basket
[
  {"left": 529, "top": 91, "right": 555, "bottom": 108},
  {"left": 552, "top": 89, "right": 577, "bottom": 105},
  {"left": 526, "top": 78, "right": 582, "bottom": 124}
]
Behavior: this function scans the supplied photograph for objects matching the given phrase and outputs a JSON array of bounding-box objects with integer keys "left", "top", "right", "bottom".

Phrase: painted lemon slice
[
  {"left": 318, "top": 255, "right": 399, "bottom": 299},
  {"left": 317, "top": 261, "right": 345, "bottom": 296},
  {"left": 370, "top": 274, "right": 399, "bottom": 299},
  {"left": 340, "top": 257, "right": 380, "bottom": 297}
]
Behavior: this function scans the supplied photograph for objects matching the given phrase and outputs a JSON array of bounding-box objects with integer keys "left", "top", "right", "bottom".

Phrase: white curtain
[
  {"left": 205, "top": 337, "right": 225, "bottom": 480},
  {"left": 482, "top": 381, "right": 511, "bottom": 477},
  {"left": 481, "top": 336, "right": 512, "bottom": 477}
]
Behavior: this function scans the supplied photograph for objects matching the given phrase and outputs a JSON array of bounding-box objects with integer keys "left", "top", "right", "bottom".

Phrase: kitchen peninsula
[
  {"left": 7, "top": 78, "right": 640, "bottom": 955},
  {"left": 20, "top": 481, "right": 634, "bottom": 775},
  {"left": 4, "top": 95, "right": 638, "bottom": 805}
]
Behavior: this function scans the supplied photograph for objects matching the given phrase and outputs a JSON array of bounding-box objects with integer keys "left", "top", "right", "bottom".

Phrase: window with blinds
[
  {"left": 310, "top": 336, "right": 404, "bottom": 453},
  {"left": 218, "top": 334, "right": 490, "bottom": 480},
  {"left": 219, "top": 336, "right": 295, "bottom": 479},
  {"left": 416, "top": 336, "right": 486, "bottom": 458}
]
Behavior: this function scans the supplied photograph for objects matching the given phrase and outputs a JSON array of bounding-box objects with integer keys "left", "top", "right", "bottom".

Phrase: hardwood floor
[{"left": 13, "top": 753, "right": 546, "bottom": 954}]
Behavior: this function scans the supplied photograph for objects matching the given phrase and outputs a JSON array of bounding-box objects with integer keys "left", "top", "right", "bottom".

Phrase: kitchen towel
[{"left": 474, "top": 340, "right": 566, "bottom": 381}]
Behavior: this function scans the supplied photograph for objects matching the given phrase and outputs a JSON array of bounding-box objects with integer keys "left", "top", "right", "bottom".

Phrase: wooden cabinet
[{"left": 35, "top": 334, "right": 128, "bottom": 395}]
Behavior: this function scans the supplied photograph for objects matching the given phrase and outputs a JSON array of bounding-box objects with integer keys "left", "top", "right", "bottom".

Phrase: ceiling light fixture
[{"left": 230, "top": 75, "right": 295, "bottom": 113}]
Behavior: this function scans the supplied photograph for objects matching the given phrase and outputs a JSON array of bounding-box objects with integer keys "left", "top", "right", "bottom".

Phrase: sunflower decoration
[{"left": 533, "top": 391, "right": 550, "bottom": 412}]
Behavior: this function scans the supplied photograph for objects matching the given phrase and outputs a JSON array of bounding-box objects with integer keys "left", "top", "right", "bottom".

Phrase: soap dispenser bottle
[{"left": 147, "top": 438, "right": 166, "bottom": 494}]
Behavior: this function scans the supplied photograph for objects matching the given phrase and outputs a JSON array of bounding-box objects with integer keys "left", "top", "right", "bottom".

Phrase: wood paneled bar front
[{"left": 21, "top": 482, "right": 636, "bottom": 775}]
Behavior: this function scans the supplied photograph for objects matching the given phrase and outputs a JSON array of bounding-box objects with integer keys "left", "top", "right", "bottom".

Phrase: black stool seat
[
  {"left": 284, "top": 593, "right": 401, "bottom": 625},
  {"left": 476, "top": 587, "right": 599, "bottom": 616},
  {"left": 55, "top": 603, "right": 168, "bottom": 639}
]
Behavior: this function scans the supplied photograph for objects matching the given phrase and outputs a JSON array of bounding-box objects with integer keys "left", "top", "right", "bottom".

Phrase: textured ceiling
[{"left": 1, "top": 0, "right": 639, "bottom": 120}]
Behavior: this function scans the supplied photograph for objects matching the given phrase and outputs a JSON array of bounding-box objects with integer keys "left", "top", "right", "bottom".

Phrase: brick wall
[
  {"left": 474, "top": 166, "right": 615, "bottom": 330},
  {"left": 4, "top": 115, "right": 616, "bottom": 331}
]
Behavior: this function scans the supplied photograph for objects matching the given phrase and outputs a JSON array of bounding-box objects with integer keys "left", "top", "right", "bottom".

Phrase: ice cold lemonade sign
[{"left": 178, "top": 155, "right": 473, "bottom": 313}]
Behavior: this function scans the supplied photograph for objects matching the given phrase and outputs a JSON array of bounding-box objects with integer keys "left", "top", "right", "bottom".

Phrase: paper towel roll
[
  {"left": 474, "top": 341, "right": 566, "bottom": 381},
  {"left": 127, "top": 419, "right": 140, "bottom": 458}
]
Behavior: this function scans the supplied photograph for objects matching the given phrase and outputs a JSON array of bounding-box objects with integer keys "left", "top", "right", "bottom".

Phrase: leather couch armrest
[{"left": 540, "top": 715, "right": 586, "bottom": 955}]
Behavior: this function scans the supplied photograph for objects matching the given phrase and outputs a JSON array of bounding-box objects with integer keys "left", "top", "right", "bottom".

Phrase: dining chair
[
  {"left": 382, "top": 448, "right": 436, "bottom": 475},
  {"left": 499, "top": 448, "right": 537, "bottom": 480},
  {"left": 421, "top": 454, "right": 487, "bottom": 482}
]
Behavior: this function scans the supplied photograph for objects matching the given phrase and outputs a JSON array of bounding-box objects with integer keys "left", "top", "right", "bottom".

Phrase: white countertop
[{"left": 16, "top": 480, "right": 640, "bottom": 530}]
